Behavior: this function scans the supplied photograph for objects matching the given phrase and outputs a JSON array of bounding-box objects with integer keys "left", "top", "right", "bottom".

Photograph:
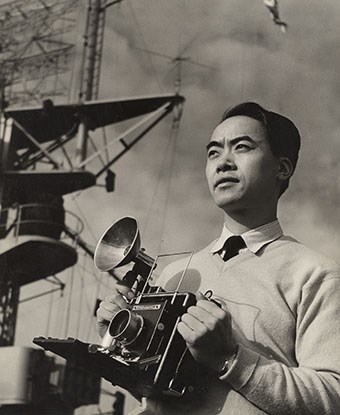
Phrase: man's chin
[{"left": 215, "top": 198, "right": 241, "bottom": 211}]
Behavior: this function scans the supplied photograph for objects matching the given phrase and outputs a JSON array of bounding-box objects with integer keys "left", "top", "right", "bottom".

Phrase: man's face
[{"left": 205, "top": 115, "right": 281, "bottom": 214}]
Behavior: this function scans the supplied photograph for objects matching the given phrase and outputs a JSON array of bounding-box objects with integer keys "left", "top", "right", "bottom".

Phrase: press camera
[{"left": 34, "top": 217, "right": 203, "bottom": 398}]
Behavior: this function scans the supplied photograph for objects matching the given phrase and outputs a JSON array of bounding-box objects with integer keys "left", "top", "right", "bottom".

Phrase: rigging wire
[
  {"left": 96, "top": 405, "right": 104, "bottom": 414},
  {"left": 88, "top": 131, "right": 108, "bottom": 167},
  {"left": 63, "top": 263, "right": 76, "bottom": 337},
  {"left": 18, "top": 276, "right": 65, "bottom": 306},
  {"left": 45, "top": 287, "right": 54, "bottom": 337},
  {"left": 49, "top": 248, "right": 107, "bottom": 341},
  {"left": 101, "top": 127, "right": 110, "bottom": 164},
  {"left": 75, "top": 252, "right": 103, "bottom": 342},
  {"left": 156, "top": 123, "right": 180, "bottom": 254},
  {"left": 70, "top": 195, "right": 98, "bottom": 243},
  {"left": 19, "top": 287, "right": 64, "bottom": 304},
  {"left": 76, "top": 254, "right": 87, "bottom": 338},
  {"left": 140, "top": 126, "right": 174, "bottom": 238},
  {"left": 68, "top": 106, "right": 178, "bottom": 245},
  {"left": 17, "top": 281, "right": 66, "bottom": 339},
  {"left": 126, "top": 0, "right": 164, "bottom": 92},
  {"left": 77, "top": 262, "right": 113, "bottom": 290},
  {"left": 21, "top": 0, "right": 186, "bottom": 348},
  {"left": 85, "top": 261, "right": 106, "bottom": 341}
]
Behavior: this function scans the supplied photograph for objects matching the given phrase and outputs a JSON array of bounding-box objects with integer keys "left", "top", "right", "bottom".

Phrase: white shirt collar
[{"left": 210, "top": 219, "right": 283, "bottom": 255}]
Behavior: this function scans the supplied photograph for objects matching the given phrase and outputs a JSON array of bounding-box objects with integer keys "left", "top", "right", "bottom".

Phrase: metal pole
[
  {"left": 0, "top": 116, "right": 13, "bottom": 212},
  {"left": 75, "top": 0, "right": 106, "bottom": 167}
]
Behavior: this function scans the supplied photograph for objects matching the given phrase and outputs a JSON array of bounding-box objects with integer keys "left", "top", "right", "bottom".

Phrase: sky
[
  {"left": 91, "top": 0, "right": 340, "bottom": 259},
  {"left": 10, "top": 0, "right": 340, "bottom": 413}
]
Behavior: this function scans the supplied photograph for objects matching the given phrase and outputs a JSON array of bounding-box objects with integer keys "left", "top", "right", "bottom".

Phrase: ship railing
[{"left": 0, "top": 203, "right": 85, "bottom": 245}]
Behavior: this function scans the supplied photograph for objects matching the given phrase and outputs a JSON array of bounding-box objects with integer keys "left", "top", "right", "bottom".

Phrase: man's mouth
[{"left": 214, "top": 177, "right": 239, "bottom": 188}]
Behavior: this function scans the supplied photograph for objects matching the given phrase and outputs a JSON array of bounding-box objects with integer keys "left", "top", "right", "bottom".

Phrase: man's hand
[
  {"left": 96, "top": 284, "right": 134, "bottom": 338},
  {"left": 177, "top": 292, "right": 237, "bottom": 373}
]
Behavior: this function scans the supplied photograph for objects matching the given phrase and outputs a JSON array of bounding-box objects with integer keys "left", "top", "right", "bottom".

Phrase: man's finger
[
  {"left": 181, "top": 312, "right": 207, "bottom": 332},
  {"left": 196, "top": 299, "right": 228, "bottom": 319},
  {"left": 177, "top": 321, "right": 197, "bottom": 344},
  {"left": 116, "top": 283, "right": 135, "bottom": 299}
]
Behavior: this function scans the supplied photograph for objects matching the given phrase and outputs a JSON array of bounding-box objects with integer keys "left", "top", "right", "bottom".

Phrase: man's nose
[{"left": 216, "top": 151, "right": 236, "bottom": 173}]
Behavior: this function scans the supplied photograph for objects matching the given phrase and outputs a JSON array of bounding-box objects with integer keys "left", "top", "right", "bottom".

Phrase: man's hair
[{"left": 221, "top": 102, "right": 301, "bottom": 195}]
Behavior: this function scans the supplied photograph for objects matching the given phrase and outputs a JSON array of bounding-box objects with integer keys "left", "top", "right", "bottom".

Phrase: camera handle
[
  {"left": 122, "top": 266, "right": 147, "bottom": 297},
  {"left": 122, "top": 267, "right": 139, "bottom": 288},
  {"left": 122, "top": 252, "right": 155, "bottom": 295}
]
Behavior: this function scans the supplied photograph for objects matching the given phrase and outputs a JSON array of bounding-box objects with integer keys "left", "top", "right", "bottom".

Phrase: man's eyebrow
[
  {"left": 206, "top": 135, "right": 256, "bottom": 151},
  {"left": 206, "top": 140, "right": 223, "bottom": 151}
]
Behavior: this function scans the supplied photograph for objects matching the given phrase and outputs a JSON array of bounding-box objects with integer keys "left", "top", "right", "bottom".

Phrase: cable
[
  {"left": 139, "top": 109, "right": 182, "bottom": 251},
  {"left": 70, "top": 196, "right": 98, "bottom": 243},
  {"left": 45, "top": 287, "right": 54, "bottom": 336},
  {"left": 19, "top": 287, "right": 64, "bottom": 304},
  {"left": 140, "top": 127, "right": 174, "bottom": 237},
  {"left": 156, "top": 125, "right": 179, "bottom": 254},
  {"left": 101, "top": 127, "right": 110, "bottom": 164},
  {"left": 126, "top": 0, "right": 164, "bottom": 92},
  {"left": 85, "top": 264, "right": 105, "bottom": 341},
  {"left": 63, "top": 263, "right": 75, "bottom": 337},
  {"left": 76, "top": 255, "right": 86, "bottom": 338}
]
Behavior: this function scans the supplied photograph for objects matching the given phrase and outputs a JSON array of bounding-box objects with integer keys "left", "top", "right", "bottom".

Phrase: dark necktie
[{"left": 222, "top": 235, "right": 246, "bottom": 261}]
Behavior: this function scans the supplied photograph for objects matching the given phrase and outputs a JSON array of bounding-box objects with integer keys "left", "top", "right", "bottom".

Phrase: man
[{"left": 96, "top": 102, "right": 340, "bottom": 414}]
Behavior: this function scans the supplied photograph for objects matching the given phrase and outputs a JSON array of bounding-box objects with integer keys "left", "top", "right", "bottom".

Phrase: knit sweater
[{"left": 134, "top": 234, "right": 340, "bottom": 415}]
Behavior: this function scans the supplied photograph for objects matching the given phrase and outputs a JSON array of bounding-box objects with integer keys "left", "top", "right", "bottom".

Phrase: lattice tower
[{"left": 0, "top": 0, "right": 81, "bottom": 107}]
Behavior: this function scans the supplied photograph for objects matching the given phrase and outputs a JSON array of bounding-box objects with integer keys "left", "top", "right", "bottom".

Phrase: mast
[
  {"left": 0, "top": 0, "right": 81, "bottom": 347},
  {"left": 0, "top": 1, "right": 184, "bottom": 413},
  {"left": 75, "top": 0, "right": 123, "bottom": 167},
  {"left": 80, "top": 0, "right": 108, "bottom": 102},
  {"left": 75, "top": 0, "right": 107, "bottom": 165}
]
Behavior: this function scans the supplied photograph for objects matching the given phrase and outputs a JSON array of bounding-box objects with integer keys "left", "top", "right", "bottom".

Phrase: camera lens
[{"left": 108, "top": 309, "right": 144, "bottom": 345}]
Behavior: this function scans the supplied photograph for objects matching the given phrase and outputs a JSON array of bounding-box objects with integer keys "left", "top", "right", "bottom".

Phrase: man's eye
[
  {"left": 235, "top": 143, "right": 251, "bottom": 151},
  {"left": 207, "top": 149, "right": 219, "bottom": 159}
]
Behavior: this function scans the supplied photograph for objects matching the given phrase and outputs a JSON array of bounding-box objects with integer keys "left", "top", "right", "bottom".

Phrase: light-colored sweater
[{"left": 135, "top": 233, "right": 340, "bottom": 415}]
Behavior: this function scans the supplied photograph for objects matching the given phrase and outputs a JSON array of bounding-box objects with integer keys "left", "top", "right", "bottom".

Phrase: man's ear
[{"left": 277, "top": 157, "right": 294, "bottom": 181}]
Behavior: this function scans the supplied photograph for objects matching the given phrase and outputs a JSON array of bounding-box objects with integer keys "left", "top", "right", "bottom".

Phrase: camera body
[
  {"left": 34, "top": 289, "right": 203, "bottom": 399},
  {"left": 99, "top": 290, "right": 200, "bottom": 397},
  {"left": 33, "top": 217, "right": 205, "bottom": 399}
]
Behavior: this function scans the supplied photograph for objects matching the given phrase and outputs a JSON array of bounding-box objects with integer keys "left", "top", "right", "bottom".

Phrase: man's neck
[{"left": 223, "top": 210, "right": 278, "bottom": 234}]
